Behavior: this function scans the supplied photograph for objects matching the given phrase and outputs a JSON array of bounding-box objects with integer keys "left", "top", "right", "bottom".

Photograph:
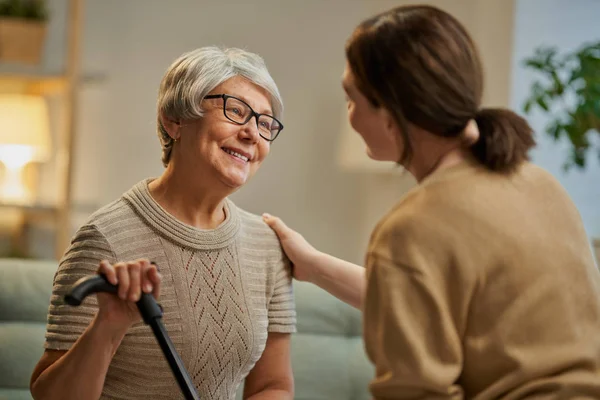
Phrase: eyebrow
[{"left": 238, "top": 94, "right": 274, "bottom": 116}]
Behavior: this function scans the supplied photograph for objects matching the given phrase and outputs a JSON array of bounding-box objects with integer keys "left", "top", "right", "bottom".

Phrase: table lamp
[{"left": 0, "top": 94, "right": 51, "bottom": 205}]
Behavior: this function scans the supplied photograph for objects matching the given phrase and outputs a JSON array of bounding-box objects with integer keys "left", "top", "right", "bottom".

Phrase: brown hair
[{"left": 345, "top": 5, "right": 535, "bottom": 173}]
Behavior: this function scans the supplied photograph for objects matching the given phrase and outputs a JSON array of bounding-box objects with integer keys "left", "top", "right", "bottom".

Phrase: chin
[
  {"left": 220, "top": 177, "right": 247, "bottom": 190},
  {"left": 366, "top": 147, "right": 399, "bottom": 162},
  {"left": 366, "top": 147, "right": 386, "bottom": 161},
  {"left": 219, "top": 170, "right": 252, "bottom": 190}
]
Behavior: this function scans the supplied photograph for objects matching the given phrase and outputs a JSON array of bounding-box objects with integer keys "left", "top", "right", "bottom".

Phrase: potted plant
[
  {"left": 522, "top": 41, "right": 600, "bottom": 171},
  {"left": 0, "top": 0, "right": 48, "bottom": 65},
  {"left": 522, "top": 41, "right": 600, "bottom": 266}
]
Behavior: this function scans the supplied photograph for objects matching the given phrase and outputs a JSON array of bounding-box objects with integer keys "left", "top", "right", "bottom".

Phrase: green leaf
[
  {"left": 573, "top": 149, "right": 586, "bottom": 168},
  {"left": 523, "top": 99, "right": 533, "bottom": 114},
  {"left": 551, "top": 71, "right": 565, "bottom": 95},
  {"left": 0, "top": 0, "right": 48, "bottom": 21},
  {"left": 546, "top": 123, "right": 563, "bottom": 140},
  {"left": 536, "top": 97, "right": 550, "bottom": 111}
]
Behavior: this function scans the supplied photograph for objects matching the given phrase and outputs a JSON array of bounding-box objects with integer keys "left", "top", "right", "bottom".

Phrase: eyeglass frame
[{"left": 203, "top": 94, "right": 284, "bottom": 142}]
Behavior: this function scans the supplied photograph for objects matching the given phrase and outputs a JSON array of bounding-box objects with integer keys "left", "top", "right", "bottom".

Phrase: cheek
[
  {"left": 349, "top": 105, "right": 376, "bottom": 142},
  {"left": 348, "top": 104, "right": 364, "bottom": 134},
  {"left": 255, "top": 141, "right": 270, "bottom": 163}
]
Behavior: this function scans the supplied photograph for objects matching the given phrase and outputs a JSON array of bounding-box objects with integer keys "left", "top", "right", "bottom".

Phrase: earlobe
[
  {"left": 461, "top": 119, "right": 480, "bottom": 146},
  {"left": 159, "top": 113, "right": 181, "bottom": 141}
]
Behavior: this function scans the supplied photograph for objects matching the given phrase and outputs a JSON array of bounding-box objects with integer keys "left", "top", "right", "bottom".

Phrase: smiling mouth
[{"left": 222, "top": 147, "right": 249, "bottom": 162}]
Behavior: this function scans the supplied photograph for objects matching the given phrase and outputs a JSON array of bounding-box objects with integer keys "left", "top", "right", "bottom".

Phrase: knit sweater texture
[
  {"left": 364, "top": 160, "right": 600, "bottom": 399},
  {"left": 45, "top": 179, "right": 297, "bottom": 399}
]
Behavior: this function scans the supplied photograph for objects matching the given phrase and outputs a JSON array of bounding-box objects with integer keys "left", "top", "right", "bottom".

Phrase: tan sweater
[
  {"left": 364, "top": 160, "right": 600, "bottom": 399},
  {"left": 45, "top": 179, "right": 296, "bottom": 400}
]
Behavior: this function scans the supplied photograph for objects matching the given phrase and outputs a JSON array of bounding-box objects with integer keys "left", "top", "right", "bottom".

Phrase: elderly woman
[{"left": 30, "top": 47, "right": 296, "bottom": 400}]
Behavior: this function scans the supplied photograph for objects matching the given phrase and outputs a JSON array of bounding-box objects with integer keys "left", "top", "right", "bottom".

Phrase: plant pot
[{"left": 0, "top": 18, "right": 47, "bottom": 65}]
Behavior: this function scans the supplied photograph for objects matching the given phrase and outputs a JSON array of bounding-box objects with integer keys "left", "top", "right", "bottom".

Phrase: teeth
[{"left": 223, "top": 148, "right": 249, "bottom": 162}]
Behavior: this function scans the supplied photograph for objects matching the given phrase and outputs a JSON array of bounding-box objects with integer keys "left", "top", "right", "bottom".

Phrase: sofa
[{"left": 0, "top": 258, "right": 373, "bottom": 400}]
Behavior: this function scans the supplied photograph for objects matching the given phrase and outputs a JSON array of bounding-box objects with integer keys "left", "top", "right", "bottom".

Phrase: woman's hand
[
  {"left": 262, "top": 213, "right": 321, "bottom": 282},
  {"left": 263, "top": 213, "right": 367, "bottom": 309},
  {"left": 95, "top": 259, "right": 162, "bottom": 331}
]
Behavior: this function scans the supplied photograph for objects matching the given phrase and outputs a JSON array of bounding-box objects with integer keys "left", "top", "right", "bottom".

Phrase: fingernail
[
  {"left": 262, "top": 213, "right": 271, "bottom": 219},
  {"left": 144, "top": 284, "right": 152, "bottom": 293},
  {"left": 150, "top": 261, "right": 160, "bottom": 272}
]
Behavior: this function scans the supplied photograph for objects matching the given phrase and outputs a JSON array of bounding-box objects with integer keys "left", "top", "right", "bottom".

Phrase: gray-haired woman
[{"left": 30, "top": 47, "right": 296, "bottom": 400}]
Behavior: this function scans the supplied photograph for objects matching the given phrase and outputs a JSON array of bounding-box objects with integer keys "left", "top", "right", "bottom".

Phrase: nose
[{"left": 239, "top": 115, "right": 260, "bottom": 143}]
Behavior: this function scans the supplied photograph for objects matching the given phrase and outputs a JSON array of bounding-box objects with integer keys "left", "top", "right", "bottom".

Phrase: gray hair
[{"left": 156, "top": 46, "right": 284, "bottom": 166}]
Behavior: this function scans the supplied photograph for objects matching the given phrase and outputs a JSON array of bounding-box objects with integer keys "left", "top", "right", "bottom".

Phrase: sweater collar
[{"left": 123, "top": 178, "right": 240, "bottom": 250}]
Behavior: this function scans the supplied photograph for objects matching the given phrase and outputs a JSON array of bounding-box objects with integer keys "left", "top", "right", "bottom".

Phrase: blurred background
[
  {"left": 0, "top": 0, "right": 598, "bottom": 265},
  {"left": 0, "top": 1, "right": 599, "bottom": 399}
]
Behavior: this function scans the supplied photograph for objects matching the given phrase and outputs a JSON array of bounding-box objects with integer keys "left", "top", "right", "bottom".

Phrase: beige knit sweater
[
  {"left": 364, "top": 160, "right": 600, "bottom": 399},
  {"left": 44, "top": 179, "right": 296, "bottom": 400}
]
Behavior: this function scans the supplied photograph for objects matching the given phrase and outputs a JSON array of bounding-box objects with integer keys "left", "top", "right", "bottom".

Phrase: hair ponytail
[{"left": 471, "top": 108, "right": 536, "bottom": 173}]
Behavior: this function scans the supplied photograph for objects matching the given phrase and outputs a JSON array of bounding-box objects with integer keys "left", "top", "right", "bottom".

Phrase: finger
[
  {"left": 97, "top": 260, "right": 117, "bottom": 285},
  {"left": 262, "top": 213, "right": 290, "bottom": 238},
  {"left": 127, "top": 261, "right": 142, "bottom": 302},
  {"left": 140, "top": 260, "right": 153, "bottom": 294},
  {"left": 115, "top": 263, "right": 129, "bottom": 300},
  {"left": 148, "top": 266, "right": 162, "bottom": 300}
]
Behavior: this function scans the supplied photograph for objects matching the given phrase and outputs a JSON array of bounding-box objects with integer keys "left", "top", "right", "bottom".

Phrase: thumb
[{"left": 262, "top": 213, "right": 289, "bottom": 238}]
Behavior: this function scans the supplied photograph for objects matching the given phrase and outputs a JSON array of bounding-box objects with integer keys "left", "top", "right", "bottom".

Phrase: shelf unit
[{"left": 0, "top": 0, "right": 84, "bottom": 259}]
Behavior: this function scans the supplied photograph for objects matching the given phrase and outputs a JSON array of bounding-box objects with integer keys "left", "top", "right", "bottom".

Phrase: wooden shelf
[
  {"left": 0, "top": 74, "right": 67, "bottom": 95},
  {"left": 0, "top": 73, "right": 106, "bottom": 95},
  {"left": 0, "top": 202, "right": 58, "bottom": 216},
  {"left": 0, "top": 0, "right": 84, "bottom": 259}
]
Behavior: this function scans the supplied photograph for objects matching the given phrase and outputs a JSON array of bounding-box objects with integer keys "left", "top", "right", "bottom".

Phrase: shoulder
[
  {"left": 71, "top": 184, "right": 145, "bottom": 246},
  {"left": 231, "top": 203, "right": 288, "bottom": 264},
  {"left": 368, "top": 179, "right": 463, "bottom": 270},
  {"left": 80, "top": 198, "right": 136, "bottom": 235},
  {"left": 373, "top": 183, "right": 440, "bottom": 241},
  {"left": 235, "top": 204, "right": 280, "bottom": 244},
  {"left": 519, "top": 162, "right": 571, "bottom": 196}
]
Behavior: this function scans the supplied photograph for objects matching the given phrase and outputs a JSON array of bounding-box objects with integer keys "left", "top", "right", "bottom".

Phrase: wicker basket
[{"left": 0, "top": 18, "right": 47, "bottom": 65}]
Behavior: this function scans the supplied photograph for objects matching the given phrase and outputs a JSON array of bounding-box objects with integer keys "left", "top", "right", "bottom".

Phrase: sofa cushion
[
  {"left": 0, "top": 259, "right": 56, "bottom": 323},
  {"left": 291, "top": 333, "right": 372, "bottom": 400},
  {"left": 0, "top": 388, "right": 34, "bottom": 400},
  {"left": 1, "top": 259, "right": 375, "bottom": 400},
  {"left": 291, "top": 282, "right": 373, "bottom": 400},
  {"left": 294, "top": 281, "right": 363, "bottom": 337},
  {"left": 0, "top": 322, "right": 47, "bottom": 389}
]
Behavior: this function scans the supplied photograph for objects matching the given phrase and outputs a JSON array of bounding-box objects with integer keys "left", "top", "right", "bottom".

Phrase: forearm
[
  {"left": 308, "top": 251, "right": 366, "bottom": 309},
  {"left": 31, "top": 315, "right": 127, "bottom": 400}
]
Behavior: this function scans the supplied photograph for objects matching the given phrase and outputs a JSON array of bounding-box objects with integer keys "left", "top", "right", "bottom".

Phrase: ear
[
  {"left": 159, "top": 113, "right": 181, "bottom": 140},
  {"left": 379, "top": 108, "right": 401, "bottom": 139}
]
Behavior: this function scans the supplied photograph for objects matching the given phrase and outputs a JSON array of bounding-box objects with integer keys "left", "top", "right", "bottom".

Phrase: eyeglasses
[{"left": 203, "top": 94, "right": 283, "bottom": 142}]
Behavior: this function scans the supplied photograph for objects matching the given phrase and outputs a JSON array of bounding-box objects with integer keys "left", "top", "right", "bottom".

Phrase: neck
[
  {"left": 409, "top": 147, "right": 471, "bottom": 183},
  {"left": 148, "top": 166, "right": 228, "bottom": 229}
]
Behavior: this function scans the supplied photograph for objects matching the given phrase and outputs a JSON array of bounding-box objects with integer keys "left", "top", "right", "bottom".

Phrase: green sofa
[{"left": 0, "top": 258, "right": 373, "bottom": 400}]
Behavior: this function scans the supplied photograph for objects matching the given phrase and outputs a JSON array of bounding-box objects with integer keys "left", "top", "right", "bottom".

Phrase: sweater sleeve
[
  {"left": 363, "top": 211, "right": 473, "bottom": 400},
  {"left": 45, "top": 224, "right": 117, "bottom": 351},
  {"left": 267, "top": 249, "right": 297, "bottom": 333}
]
